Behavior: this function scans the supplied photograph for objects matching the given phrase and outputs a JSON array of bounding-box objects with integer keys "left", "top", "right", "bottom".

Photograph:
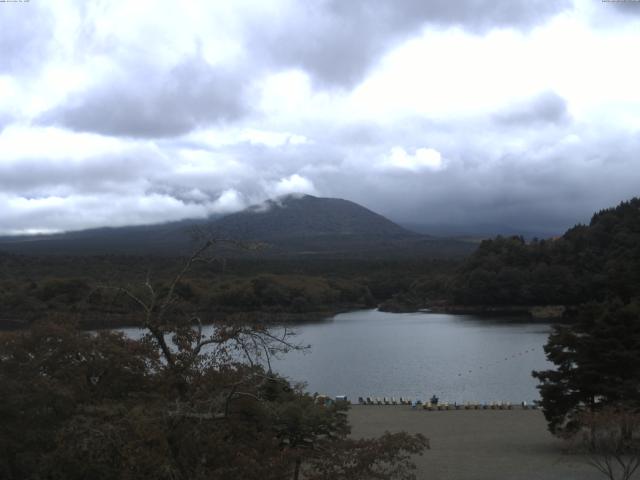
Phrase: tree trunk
[{"left": 293, "top": 457, "right": 301, "bottom": 480}]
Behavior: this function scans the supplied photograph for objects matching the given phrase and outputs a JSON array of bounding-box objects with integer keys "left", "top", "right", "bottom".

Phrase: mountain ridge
[
  {"left": 0, "top": 194, "right": 474, "bottom": 258},
  {"left": 209, "top": 194, "right": 417, "bottom": 240}
]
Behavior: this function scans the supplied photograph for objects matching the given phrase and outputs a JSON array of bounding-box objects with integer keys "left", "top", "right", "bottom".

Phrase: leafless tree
[
  {"left": 101, "top": 237, "right": 306, "bottom": 410},
  {"left": 574, "top": 407, "right": 640, "bottom": 480}
]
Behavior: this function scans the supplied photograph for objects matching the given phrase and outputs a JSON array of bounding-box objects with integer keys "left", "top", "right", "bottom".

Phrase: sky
[{"left": 1, "top": 0, "right": 639, "bottom": 236}]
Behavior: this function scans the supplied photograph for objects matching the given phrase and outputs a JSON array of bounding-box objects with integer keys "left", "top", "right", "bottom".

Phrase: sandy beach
[{"left": 348, "top": 405, "right": 603, "bottom": 480}]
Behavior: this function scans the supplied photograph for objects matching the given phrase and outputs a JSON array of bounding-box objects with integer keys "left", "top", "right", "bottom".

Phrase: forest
[
  {"left": 379, "top": 198, "right": 640, "bottom": 316},
  {"left": 0, "top": 253, "right": 456, "bottom": 329},
  {"left": 2, "top": 198, "right": 640, "bottom": 329},
  {"left": 452, "top": 198, "right": 640, "bottom": 308}
]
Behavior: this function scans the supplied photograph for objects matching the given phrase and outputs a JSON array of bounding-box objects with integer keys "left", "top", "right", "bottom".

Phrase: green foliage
[
  {"left": 0, "top": 321, "right": 159, "bottom": 479},
  {"left": 453, "top": 198, "right": 640, "bottom": 307},
  {"left": 208, "top": 274, "right": 343, "bottom": 312},
  {"left": 0, "top": 318, "right": 426, "bottom": 480},
  {"left": 36, "top": 278, "right": 90, "bottom": 303},
  {"left": 0, "top": 254, "right": 458, "bottom": 329},
  {"left": 0, "top": 242, "right": 428, "bottom": 479},
  {"left": 533, "top": 299, "right": 640, "bottom": 435}
]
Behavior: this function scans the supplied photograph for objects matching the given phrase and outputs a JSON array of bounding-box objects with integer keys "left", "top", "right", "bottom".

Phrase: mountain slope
[
  {"left": 452, "top": 197, "right": 640, "bottom": 306},
  {"left": 0, "top": 194, "right": 475, "bottom": 258},
  {"left": 0, "top": 217, "right": 217, "bottom": 256},
  {"left": 209, "top": 194, "right": 415, "bottom": 240}
]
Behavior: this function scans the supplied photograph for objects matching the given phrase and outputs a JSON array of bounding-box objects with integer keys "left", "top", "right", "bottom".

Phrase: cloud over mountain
[{"left": 1, "top": 0, "right": 640, "bottom": 236}]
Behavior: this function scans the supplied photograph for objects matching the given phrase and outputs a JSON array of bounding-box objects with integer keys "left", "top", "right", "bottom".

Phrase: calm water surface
[
  {"left": 121, "top": 309, "right": 553, "bottom": 404},
  {"left": 270, "top": 310, "right": 553, "bottom": 404}
]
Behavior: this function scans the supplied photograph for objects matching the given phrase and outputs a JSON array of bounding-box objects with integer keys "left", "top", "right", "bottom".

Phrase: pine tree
[{"left": 533, "top": 299, "right": 640, "bottom": 435}]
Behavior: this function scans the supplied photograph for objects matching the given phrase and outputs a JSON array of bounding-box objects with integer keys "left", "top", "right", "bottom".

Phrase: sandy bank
[{"left": 348, "top": 405, "right": 602, "bottom": 480}]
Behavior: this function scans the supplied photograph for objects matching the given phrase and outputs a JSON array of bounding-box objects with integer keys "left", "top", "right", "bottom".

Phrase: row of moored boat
[{"left": 357, "top": 397, "right": 539, "bottom": 409}]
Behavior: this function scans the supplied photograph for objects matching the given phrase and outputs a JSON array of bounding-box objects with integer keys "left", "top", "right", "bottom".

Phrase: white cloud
[
  {"left": 268, "top": 174, "right": 317, "bottom": 197},
  {"left": 179, "top": 188, "right": 211, "bottom": 203},
  {"left": 0, "top": 192, "right": 213, "bottom": 235},
  {"left": 0, "top": 125, "right": 130, "bottom": 161},
  {"left": 240, "top": 128, "right": 309, "bottom": 147},
  {"left": 184, "top": 127, "right": 309, "bottom": 149},
  {"left": 381, "top": 147, "right": 444, "bottom": 172},
  {"left": 208, "top": 189, "right": 246, "bottom": 213}
]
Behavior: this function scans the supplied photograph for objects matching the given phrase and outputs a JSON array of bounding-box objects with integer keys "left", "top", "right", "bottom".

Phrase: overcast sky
[{"left": 1, "top": 0, "right": 639, "bottom": 236}]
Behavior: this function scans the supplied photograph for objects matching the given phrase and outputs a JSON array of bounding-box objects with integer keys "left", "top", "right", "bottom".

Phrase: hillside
[
  {"left": 210, "top": 194, "right": 413, "bottom": 240},
  {"left": 451, "top": 197, "right": 640, "bottom": 306},
  {"left": 0, "top": 217, "right": 217, "bottom": 256},
  {"left": 0, "top": 195, "right": 475, "bottom": 258}
]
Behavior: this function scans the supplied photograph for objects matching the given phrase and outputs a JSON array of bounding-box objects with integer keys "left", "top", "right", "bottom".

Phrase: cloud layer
[{"left": 1, "top": 0, "right": 640, "bottom": 236}]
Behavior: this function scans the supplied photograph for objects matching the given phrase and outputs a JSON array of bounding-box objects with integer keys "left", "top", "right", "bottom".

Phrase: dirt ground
[{"left": 348, "top": 405, "right": 604, "bottom": 480}]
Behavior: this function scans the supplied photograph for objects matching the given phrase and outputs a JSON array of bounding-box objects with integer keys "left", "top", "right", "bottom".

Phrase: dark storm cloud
[
  {"left": 493, "top": 91, "right": 570, "bottom": 126},
  {"left": 31, "top": 0, "right": 574, "bottom": 139},
  {"left": 0, "top": 3, "right": 54, "bottom": 73},
  {"left": 286, "top": 110, "right": 640, "bottom": 236},
  {"left": 330, "top": 0, "right": 573, "bottom": 31},
  {"left": 252, "top": 0, "right": 573, "bottom": 87},
  {"left": 40, "top": 56, "right": 247, "bottom": 138},
  {"left": 606, "top": 2, "right": 640, "bottom": 16}
]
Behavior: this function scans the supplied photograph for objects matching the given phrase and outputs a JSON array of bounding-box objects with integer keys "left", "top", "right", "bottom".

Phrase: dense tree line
[
  {"left": 522, "top": 199, "right": 640, "bottom": 452},
  {"left": 0, "top": 274, "right": 377, "bottom": 328},
  {"left": 0, "top": 255, "right": 456, "bottom": 328},
  {"left": 453, "top": 198, "right": 640, "bottom": 307}
]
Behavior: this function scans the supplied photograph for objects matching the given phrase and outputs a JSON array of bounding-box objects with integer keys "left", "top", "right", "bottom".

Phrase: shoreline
[
  {"left": 0, "top": 309, "right": 341, "bottom": 331},
  {"left": 0, "top": 304, "right": 570, "bottom": 331},
  {"left": 380, "top": 304, "right": 568, "bottom": 321}
]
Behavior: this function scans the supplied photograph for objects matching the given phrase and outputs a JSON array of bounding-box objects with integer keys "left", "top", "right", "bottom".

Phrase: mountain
[
  {"left": 209, "top": 194, "right": 414, "bottom": 240},
  {"left": 0, "top": 217, "right": 219, "bottom": 256},
  {"left": 0, "top": 194, "right": 475, "bottom": 258}
]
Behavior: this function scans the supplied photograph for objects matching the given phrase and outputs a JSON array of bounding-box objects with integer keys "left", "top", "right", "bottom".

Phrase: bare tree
[
  {"left": 574, "top": 407, "right": 640, "bottom": 480},
  {"left": 102, "top": 238, "right": 305, "bottom": 405}
]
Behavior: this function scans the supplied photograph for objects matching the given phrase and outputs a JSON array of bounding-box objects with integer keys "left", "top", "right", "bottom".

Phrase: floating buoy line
[
  {"left": 311, "top": 347, "right": 544, "bottom": 410},
  {"left": 455, "top": 347, "right": 538, "bottom": 378}
]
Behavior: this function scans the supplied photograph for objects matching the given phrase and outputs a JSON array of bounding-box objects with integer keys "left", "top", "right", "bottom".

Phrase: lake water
[
  {"left": 270, "top": 310, "right": 553, "bottom": 404},
  {"left": 120, "top": 309, "right": 554, "bottom": 404}
]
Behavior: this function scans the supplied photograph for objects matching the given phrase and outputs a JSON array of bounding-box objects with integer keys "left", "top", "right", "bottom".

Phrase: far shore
[
  {"left": 0, "top": 308, "right": 346, "bottom": 331},
  {"left": 380, "top": 303, "right": 568, "bottom": 320},
  {"left": 348, "top": 405, "right": 601, "bottom": 480},
  {"left": 0, "top": 305, "right": 570, "bottom": 331}
]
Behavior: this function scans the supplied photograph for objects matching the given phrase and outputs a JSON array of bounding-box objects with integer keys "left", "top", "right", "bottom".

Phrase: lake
[
  {"left": 120, "top": 309, "right": 554, "bottom": 404},
  {"left": 270, "top": 310, "right": 553, "bottom": 404}
]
